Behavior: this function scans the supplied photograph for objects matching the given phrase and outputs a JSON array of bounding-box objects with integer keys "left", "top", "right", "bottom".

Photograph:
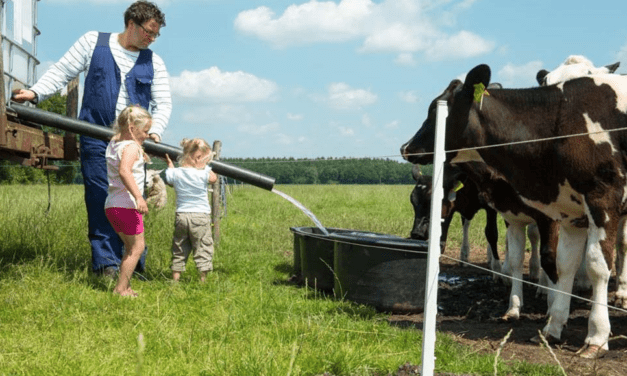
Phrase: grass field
[{"left": 0, "top": 183, "right": 560, "bottom": 375}]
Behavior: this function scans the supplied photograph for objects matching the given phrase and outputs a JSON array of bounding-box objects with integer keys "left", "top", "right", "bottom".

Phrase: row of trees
[
  {"left": 0, "top": 157, "right": 422, "bottom": 185},
  {"left": 220, "top": 157, "right": 417, "bottom": 185}
]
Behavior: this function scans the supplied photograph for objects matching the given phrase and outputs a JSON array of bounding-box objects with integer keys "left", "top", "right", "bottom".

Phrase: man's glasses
[{"left": 137, "top": 23, "right": 160, "bottom": 39}]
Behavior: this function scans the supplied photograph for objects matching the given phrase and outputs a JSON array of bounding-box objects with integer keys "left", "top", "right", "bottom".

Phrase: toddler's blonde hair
[
  {"left": 113, "top": 105, "right": 152, "bottom": 135},
  {"left": 179, "top": 138, "right": 212, "bottom": 166}
]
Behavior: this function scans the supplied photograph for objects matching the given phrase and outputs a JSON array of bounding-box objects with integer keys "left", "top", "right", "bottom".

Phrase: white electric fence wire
[
  {"left": 223, "top": 125, "right": 627, "bottom": 164},
  {"left": 300, "top": 230, "right": 627, "bottom": 316},
  {"left": 400, "top": 126, "right": 627, "bottom": 160}
]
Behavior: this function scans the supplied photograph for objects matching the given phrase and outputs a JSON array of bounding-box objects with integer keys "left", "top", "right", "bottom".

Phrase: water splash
[{"left": 272, "top": 189, "right": 329, "bottom": 236}]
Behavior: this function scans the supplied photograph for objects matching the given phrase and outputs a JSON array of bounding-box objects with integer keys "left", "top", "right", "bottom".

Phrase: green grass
[{"left": 0, "top": 184, "right": 560, "bottom": 375}]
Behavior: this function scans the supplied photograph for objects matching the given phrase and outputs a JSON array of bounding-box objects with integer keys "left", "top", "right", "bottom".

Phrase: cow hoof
[
  {"left": 501, "top": 311, "right": 520, "bottom": 321},
  {"left": 529, "top": 333, "right": 560, "bottom": 345},
  {"left": 577, "top": 344, "right": 607, "bottom": 359}
]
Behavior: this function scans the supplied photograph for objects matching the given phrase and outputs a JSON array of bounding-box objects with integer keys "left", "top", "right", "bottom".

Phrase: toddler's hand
[{"left": 165, "top": 154, "right": 174, "bottom": 168}]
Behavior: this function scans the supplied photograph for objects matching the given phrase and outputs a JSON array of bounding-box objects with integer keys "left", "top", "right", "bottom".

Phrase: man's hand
[
  {"left": 11, "top": 89, "right": 36, "bottom": 103},
  {"left": 149, "top": 133, "right": 161, "bottom": 143}
]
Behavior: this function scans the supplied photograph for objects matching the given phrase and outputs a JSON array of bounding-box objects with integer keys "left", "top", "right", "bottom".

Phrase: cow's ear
[
  {"left": 536, "top": 69, "right": 549, "bottom": 86},
  {"left": 606, "top": 62, "right": 620, "bottom": 73},
  {"left": 462, "top": 64, "right": 491, "bottom": 97}
]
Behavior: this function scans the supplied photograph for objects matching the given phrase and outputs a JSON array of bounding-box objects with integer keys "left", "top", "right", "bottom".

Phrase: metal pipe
[{"left": 9, "top": 103, "right": 276, "bottom": 191}]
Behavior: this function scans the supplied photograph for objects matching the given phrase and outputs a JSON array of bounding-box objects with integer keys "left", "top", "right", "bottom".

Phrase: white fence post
[{"left": 421, "top": 100, "right": 448, "bottom": 375}]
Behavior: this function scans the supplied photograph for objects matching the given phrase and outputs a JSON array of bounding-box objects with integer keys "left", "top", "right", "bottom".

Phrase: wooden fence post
[{"left": 211, "top": 140, "right": 222, "bottom": 245}]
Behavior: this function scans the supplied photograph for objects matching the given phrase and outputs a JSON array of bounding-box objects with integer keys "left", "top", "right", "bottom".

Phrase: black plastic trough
[{"left": 289, "top": 227, "right": 429, "bottom": 313}]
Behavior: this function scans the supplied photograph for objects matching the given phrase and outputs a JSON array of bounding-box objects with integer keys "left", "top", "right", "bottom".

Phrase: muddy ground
[{"left": 385, "top": 246, "right": 627, "bottom": 376}]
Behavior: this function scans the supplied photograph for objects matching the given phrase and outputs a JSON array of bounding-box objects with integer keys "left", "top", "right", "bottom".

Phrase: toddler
[
  {"left": 164, "top": 138, "right": 218, "bottom": 282},
  {"left": 104, "top": 105, "right": 152, "bottom": 297}
]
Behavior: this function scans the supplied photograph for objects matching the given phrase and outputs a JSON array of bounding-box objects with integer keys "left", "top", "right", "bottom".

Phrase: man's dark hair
[{"left": 124, "top": 1, "right": 166, "bottom": 28}]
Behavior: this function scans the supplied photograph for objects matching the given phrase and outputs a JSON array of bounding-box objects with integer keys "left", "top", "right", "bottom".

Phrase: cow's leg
[
  {"left": 459, "top": 216, "right": 471, "bottom": 266},
  {"left": 485, "top": 208, "right": 501, "bottom": 274},
  {"left": 439, "top": 212, "right": 455, "bottom": 256},
  {"left": 527, "top": 223, "right": 541, "bottom": 282},
  {"left": 579, "top": 219, "right": 614, "bottom": 358},
  {"left": 542, "top": 225, "right": 585, "bottom": 343},
  {"left": 533, "top": 218, "right": 558, "bottom": 298},
  {"left": 502, "top": 223, "right": 526, "bottom": 320},
  {"left": 614, "top": 216, "right": 627, "bottom": 308}
]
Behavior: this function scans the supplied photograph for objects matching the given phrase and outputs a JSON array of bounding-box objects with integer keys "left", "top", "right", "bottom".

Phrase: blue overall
[{"left": 79, "top": 32, "right": 154, "bottom": 273}]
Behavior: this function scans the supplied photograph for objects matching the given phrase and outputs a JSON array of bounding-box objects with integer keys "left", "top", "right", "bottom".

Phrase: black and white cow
[
  {"left": 409, "top": 163, "right": 501, "bottom": 272},
  {"left": 401, "top": 64, "right": 627, "bottom": 357}
]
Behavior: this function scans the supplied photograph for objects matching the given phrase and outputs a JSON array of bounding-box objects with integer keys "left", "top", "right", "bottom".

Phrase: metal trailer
[{"left": 0, "top": 0, "right": 79, "bottom": 170}]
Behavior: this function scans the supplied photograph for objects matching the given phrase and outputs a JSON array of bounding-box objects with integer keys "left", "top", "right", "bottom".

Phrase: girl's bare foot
[{"left": 113, "top": 288, "right": 138, "bottom": 297}]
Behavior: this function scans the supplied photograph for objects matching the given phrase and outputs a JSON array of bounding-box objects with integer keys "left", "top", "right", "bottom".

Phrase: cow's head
[
  {"left": 400, "top": 64, "right": 492, "bottom": 165},
  {"left": 409, "top": 164, "right": 466, "bottom": 241},
  {"left": 536, "top": 55, "right": 620, "bottom": 86}
]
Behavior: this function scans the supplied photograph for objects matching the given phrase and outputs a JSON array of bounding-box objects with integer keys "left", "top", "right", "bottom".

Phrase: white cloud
[
  {"left": 496, "top": 61, "right": 544, "bottom": 88},
  {"left": 235, "top": 0, "right": 494, "bottom": 61},
  {"left": 286, "top": 113, "right": 304, "bottom": 121},
  {"left": 424, "top": 31, "right": 494, "bottom": 61},
  {"left": 361, "top": 113, "right": 372, "bottom": 127},
  {"left": 327, "top": 82, "right": 377, "bottom": 110},
  {"left": 275, "top": 133, "right": 293, "bottom": 145},
  {"left": 234, "top": 0, "right": 371, "bottom": 48},
  {"left": 399, "top": 90, "right": 419, "bottom": 103},
  {"left": 616, "top": 42, "right": 627, "bottom": 74},
  {"left": 170, "top": 67, "right": 279, "bottom": 103},
  {"left": 384, "top": 120, "right": 399, "bottom": 129},
  {"left": 338, "top": 126, "right": 355, "bottom": 136},
  {"left": 395, "top": 52, "right": 417, "bottom": 66}
]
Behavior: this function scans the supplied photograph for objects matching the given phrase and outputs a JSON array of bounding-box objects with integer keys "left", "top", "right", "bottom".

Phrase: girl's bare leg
[
  {"left": 114, "top": 232, "right": 145, "bottom": 296},
  {"left": 172, "top": 271, "right": 181, "bottom": 281}
]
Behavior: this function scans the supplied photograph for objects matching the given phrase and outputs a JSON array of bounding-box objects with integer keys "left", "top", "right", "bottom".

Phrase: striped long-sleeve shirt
[{"left": 30, "top": 31, "right": 172, "bottom": 138}]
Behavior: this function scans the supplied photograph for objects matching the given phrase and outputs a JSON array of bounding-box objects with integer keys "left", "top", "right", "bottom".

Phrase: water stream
[{"left": 272, "top": 189, "right": 330, "bottom": 236}]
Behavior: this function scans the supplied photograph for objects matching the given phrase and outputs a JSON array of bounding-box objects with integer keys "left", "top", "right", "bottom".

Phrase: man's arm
[{"left": 21, "top": 32, "right": 96, "bottom": 103}]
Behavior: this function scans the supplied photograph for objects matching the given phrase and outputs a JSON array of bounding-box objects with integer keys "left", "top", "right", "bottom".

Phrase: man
[{"left": 13, "top": 1, "right": 172, "bottom": 277}]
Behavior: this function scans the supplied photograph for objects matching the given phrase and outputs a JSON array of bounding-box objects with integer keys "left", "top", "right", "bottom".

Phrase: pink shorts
[{"left": 105, "top": 207, "right": 144, "bottom": 235}]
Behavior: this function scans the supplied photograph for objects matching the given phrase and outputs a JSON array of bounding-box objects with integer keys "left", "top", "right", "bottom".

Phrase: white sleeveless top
[{"left": 104, "top": 139, "right": 145, "bottom": 210}]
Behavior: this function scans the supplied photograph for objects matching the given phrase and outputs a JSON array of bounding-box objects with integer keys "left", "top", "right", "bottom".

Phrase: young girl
[
  {"left": 104, "top": 105, "right": 152, "bottom": 297},
  {"left": 164, "top": 138, "right": 218, "bottom": 282}
]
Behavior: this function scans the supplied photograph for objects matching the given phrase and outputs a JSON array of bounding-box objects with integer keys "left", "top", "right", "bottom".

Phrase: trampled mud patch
[{"left": 386, "top": 252, "right": 627, "bottom": 376}]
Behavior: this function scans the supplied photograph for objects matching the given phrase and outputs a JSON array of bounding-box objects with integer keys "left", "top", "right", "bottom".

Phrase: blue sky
[{"left": 33, "top": 0, "right": 627, "bottom": 160}]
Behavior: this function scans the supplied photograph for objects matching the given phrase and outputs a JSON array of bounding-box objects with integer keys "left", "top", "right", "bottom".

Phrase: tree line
[
  {"left": 1, "top": 156, "right": 420, "bottom": 185},
  {"left": 218, "top": 157, "right": 417, "bottom": 185}
]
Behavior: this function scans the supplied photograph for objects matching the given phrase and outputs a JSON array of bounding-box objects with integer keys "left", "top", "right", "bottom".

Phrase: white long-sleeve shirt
[{"left": 30, "top": 31, "right": 172, "bottom": 138}]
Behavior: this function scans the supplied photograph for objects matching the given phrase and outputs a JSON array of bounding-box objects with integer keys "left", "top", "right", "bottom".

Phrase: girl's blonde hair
[
  {"left": 113, "top": 105, "right": 152, "bottom": 135},
  {"left": 179, "top": 138, "right": 212, "bottom": 166}
]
